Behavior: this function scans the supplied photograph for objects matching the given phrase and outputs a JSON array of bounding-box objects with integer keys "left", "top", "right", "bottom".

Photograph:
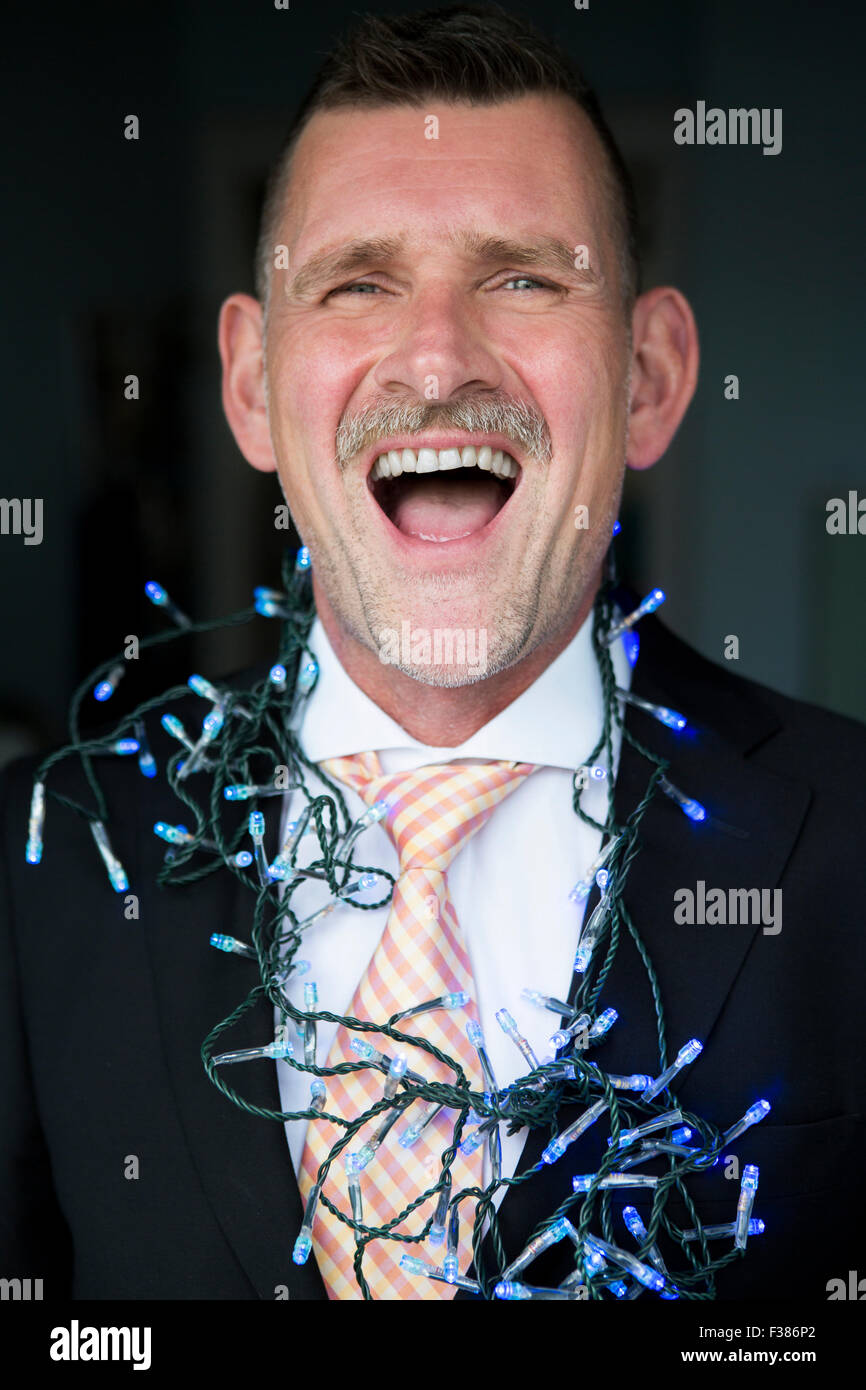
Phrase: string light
[
  {"left": 27, "top": 546, "right": 768, "bottom": 1300},
  {"left": 542, "top": 1098, "right": 609, "bottom": 1165},
  {"left": 133, "top": 719, "right": 157, "bottom": 779},
  {"left": 641, "top": 1039, "right": 703, "bottom": 1103},
  {"left": 25, "top": 780, "right": 45, "bottom": 864},
  {"left": 495, "top": 1281, "right": 586, "bottom": 1301},
  {"left": 616, "top": 689, "right": 687, "bottom": 731},
  {"left": 657, "top": 773, "right": 706, "bottom": 823},
  {"left": 604, "top": 589, "right": 666, "bottom": 645},
  {"left": 94, "top": 663, "right": 125, "bottom": 702},
  {"left": 735, "top": 1165, "right": 760, "bottom": 1249},
  {"left": 144, "top": 579, "right": 191, "bottom": 628},
  {"left": 89, "top": 819, "right": 128, "bottom": 893},
  {"left": 723, "top": 1099, "right": 771, "bottom": 1146},
  {"left": 682, "top": 1219, "right": 765, "bottom": 1241}
]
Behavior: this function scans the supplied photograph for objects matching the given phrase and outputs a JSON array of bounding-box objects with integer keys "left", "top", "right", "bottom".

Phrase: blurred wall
[{"left": 1, "top": 0, "right": 863, "bottom": 757}]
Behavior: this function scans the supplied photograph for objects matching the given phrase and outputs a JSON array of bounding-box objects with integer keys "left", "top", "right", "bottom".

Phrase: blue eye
[
  {"left": 502, "top": 276, "right": 550, "bottom": 291},
  {"left": 330, "top": 281, "right": 381, "bottom": 296}
]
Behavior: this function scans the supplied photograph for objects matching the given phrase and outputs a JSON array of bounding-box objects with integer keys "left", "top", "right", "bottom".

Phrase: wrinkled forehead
[{"left": 279, "top": 95, "right": 619, "bottom": 270}]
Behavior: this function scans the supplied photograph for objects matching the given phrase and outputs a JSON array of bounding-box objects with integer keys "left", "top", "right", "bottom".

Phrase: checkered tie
[{"left": 297, "top": 752, "right": 537, "bottom": 1300}]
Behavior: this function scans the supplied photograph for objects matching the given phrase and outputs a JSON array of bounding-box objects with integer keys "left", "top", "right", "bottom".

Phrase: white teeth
[
  {"left": 368, "top": 445, "right": 519, "bottom": 482},
  {"left": 491, "top": 450, "right": 517, "bottom": 478},
  {"left": 438, "top": 448, "right": 462, "bottom": 470},
  {"left": 416, "top": 448, "right": 438, "bottom": 473}
]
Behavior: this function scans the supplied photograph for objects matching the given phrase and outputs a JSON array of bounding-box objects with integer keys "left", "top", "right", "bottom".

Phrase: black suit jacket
[{"left": 1, "top": 616, "right": 865, "bottom": 1300}]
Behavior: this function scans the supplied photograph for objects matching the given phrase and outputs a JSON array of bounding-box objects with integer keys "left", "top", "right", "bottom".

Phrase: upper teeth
[{"left": 369, "top": 445, "right": 519, "bottom": 481}]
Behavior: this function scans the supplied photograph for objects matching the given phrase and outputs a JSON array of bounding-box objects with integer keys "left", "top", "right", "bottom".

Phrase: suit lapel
[
  {"left": 136, "top": 727, "right": 326, "bottom": 1300},
  {"left": 459, "top": 614, "right": 811, "bottom": 1293}
]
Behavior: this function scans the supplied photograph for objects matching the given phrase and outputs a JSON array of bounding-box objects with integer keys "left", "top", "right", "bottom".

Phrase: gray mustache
[{"left": 335, "top": 395, "right": 552, "bottom": 469}]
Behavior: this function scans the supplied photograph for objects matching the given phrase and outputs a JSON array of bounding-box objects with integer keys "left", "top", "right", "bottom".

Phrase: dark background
[{"left": 1, "top": 0, "right": 864, "bottom": 762}]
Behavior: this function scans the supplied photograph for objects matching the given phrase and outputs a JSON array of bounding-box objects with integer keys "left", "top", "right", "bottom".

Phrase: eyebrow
[{"left": 286, "top": 229, "right": 602, "bottom": 300}]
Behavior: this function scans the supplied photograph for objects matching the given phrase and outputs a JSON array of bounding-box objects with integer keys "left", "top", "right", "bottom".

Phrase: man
[{"left": 1, "top": 6, "right": 864, "bottom": 1303}]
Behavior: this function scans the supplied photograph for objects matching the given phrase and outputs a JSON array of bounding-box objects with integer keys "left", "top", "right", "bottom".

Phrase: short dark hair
[{"left": 255, "top": 4, "right": 641, "bottom": 311}]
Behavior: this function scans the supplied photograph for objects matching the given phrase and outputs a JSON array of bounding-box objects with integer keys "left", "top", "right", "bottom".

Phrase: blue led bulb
[
  {"left": 202, "top": 709, "right": 223, "bottom": 737},
  {"left": 188, "top": 674, "right": 220, "bottom": 702},
  {"left": 622, "top": 1206, "right": 646, "bottom": 1240},
  {"left": 745, "top": 1100, "right": 771, "bottom": 1124},
  {"left": 269, "top": 663, "right": 287, "bottom": 688},
  {"left": 94, "top": 663, "right": 125, "bottom": 702},
  {"left": 495, "top": 1282, "right": 531, "bottom": 1300},
  {"left": 295, "top": 546, "right": 311, "bottom": 571},
  {"left": 541, "top": 1136, "right": 567, "bottom": 1165},
  {"left": 145, "top": 581, "right": 167, "bottom": 606},
  {"left": 588, "top": 1007, "right": 618, "bottom": 1040},
  {"left": 161, "top": 714, "right": 191, "bottom": 746},
  {"left": 354, "top": 1144, "right": 375, "bottom": 1171},
  {"left": 292, "top": 1233, "right": 312, "bottom": 1265},
  {"left": 297, "top": 660, "right": 318, "bottom": 694},
  {"left": 26, "top": 781, "right": 46, "bottom": 865}
]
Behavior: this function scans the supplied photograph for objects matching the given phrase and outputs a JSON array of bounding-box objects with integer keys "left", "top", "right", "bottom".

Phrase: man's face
[{"left": 263, "top": 94, "right": 631, "bottom": 684}]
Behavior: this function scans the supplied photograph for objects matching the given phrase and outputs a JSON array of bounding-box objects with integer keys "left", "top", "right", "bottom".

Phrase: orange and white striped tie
[{"left": 297, "top": 752, "right": 537, "bottom": 1300}]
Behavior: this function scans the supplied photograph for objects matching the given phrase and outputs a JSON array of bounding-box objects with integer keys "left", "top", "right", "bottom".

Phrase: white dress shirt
[{"left": 274, "top": 610, "right": 631, "bottom": 1194}]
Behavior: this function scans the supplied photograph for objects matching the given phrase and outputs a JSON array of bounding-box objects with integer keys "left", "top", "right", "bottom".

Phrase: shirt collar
[{"left": 297, "top": 608, "right": 631, "bottom": 773}]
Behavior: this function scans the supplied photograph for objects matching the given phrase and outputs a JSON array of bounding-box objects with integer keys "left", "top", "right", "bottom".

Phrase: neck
[{"left": 312, "top": 576, "right": 601, "bottom": 747}]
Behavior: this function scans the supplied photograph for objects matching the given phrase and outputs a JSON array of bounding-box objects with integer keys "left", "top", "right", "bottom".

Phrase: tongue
[{"left": 391, "top": 474, "right": 505, "bottom": 540}]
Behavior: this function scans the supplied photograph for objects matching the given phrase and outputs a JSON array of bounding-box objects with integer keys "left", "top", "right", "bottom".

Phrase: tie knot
[{"left": 320, "top": 755, "right": 537, "bottom": 874}]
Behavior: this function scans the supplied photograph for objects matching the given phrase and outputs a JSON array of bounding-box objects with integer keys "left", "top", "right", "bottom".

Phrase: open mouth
[{"left": 367, "top": 444, "right": 521, "bottom": 542}]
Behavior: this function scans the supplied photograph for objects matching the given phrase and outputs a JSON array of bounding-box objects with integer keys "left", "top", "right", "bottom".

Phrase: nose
[{"left": 371, "top": 282, "right": 504, "bottom": 403}]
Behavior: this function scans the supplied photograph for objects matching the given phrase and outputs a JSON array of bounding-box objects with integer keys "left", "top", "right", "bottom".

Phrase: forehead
[{"left": 281, "top": 94, "right": 615, "bottom": 259}]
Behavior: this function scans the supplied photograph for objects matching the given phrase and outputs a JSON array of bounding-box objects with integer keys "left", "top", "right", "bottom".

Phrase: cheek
[{"left": 268, "top": 330, "right": 360, "bottom": 502}]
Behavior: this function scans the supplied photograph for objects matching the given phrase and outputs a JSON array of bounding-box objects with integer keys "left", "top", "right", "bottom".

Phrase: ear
[
  {"left": 217, "top": 293, "right": 278, "bottom": 473},
  {"left": 625, "top": 287, "right": 699, "bottom": 470}
]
